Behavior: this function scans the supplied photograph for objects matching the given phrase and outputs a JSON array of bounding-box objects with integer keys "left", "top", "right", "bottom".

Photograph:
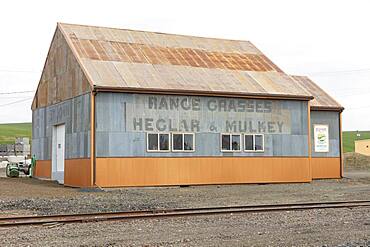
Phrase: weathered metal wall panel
[
  {"left": 95, "top": 92, "right": 308, "bottom": 157},
  {"left": 32, "top": 28, "right": 91, "bottom": 110},
  {"left": 310, "top": 111, "right": 340, "bottom": 157},
  {"left": 31, "top": 93, "right": 91, "bottom": 160}
]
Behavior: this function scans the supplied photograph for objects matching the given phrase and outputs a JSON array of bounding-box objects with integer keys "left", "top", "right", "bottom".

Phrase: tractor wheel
[{"left": 24, "top": 168, "right": 30, "bottom": 175}]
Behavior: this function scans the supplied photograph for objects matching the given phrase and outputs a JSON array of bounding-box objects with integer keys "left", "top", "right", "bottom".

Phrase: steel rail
[{"left": 1, "top": 200, "right": 370, "bottom": 227}]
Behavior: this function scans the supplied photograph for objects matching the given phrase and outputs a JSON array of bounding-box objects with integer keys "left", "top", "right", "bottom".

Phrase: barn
[{"left": 31, "top": 23, "right": 344, "bottom": 187}]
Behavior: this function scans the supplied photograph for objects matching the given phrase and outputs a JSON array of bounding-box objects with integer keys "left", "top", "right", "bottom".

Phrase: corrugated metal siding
[
  {"left": 95, "top": 92, "right": 308, "bottom": 157},
  {"left": 310, "top": 111, "right": 340, "bottom": 157},
  {"left": 31, "top": 29, "right": 91, "bottom": 110},
  {"left": 95, "top": 132, "right": 308, "bottom": 157},
  {"left": 95, "top": 157, "right": 312, "bottom": 187},
  {"left": 32, "top": 93, "right": 91, "bottom": 160},
  {"left": 80, "top": 59, "right": 309, "bottom": 97},
  {"left": 61, "top": 24, "right": 263, "bottom": 55},
  {"left": 57, "top": 23, "right": 312, "bottom": 99},
  {"left": 70, "top": 38, "right": 282, "bottom": 72},
  {"left": 292, "top": 76, "right": 342, "bottom": 109}
]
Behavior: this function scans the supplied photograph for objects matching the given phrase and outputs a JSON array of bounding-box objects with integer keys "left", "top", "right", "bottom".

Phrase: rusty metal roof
[
  {"left": 291, "top": 75, "right": 343, "bottom": 111},
  {"left": 57, "top": 23, "right": 314, "bottom": 100}
]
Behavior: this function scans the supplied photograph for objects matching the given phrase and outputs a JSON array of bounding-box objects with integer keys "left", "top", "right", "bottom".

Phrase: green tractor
[
  {"left": 6, "top": 163, "right": 20, "bottom": 178},
  {"left": 5, "top": 155, "right": 36, "bottom": 178}
]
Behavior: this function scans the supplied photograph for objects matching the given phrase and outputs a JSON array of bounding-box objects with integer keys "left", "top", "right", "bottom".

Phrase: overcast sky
[{"left": 0, "top": 0, "right": 369, "bottom": 130}]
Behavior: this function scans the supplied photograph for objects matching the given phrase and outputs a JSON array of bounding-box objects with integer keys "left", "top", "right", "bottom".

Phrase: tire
[{"left": 24, "top": 168, "right": 30, "bottom": 175}]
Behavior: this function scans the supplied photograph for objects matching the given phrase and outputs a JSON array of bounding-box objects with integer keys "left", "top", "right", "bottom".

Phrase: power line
[
  {"left": 0, "top": 90, "right": 34, "bottom": 95},
  {"left": 0, "top": 98, "right": 33, "bottom": 107}
]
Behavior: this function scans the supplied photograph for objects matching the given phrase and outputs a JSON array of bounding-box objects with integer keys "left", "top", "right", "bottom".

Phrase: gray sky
[{"left": 0, "top": 0, "right": 369, "bottom": 130}]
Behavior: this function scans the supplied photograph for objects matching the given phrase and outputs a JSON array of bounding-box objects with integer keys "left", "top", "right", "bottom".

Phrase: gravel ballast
[
  {"left": 0, "top": 207, "right": 369, "bottom": 246},
  {"left": 1, "top": 168, "right": 370, "bottom": 246},
  {"left": 1, "top": 170, "right": 370, "bottom": 216}
]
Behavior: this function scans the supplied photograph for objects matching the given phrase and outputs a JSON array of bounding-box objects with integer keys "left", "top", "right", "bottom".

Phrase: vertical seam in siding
[
  {"left": 308, "top": 101, "right": 312, "bottom": 180},
  {"left": 90, "top": 91, "right": 96, "bottom": 186}
]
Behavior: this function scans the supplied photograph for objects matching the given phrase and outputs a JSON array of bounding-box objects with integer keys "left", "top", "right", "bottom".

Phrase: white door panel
[
  {"left": 56, "top": 124, "right": 65, "bottom": 172},
  {"left": 52, "top": 124, "right": 65, "bottom": 184}
]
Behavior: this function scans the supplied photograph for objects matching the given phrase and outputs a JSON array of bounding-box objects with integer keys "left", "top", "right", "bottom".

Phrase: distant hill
[
  {"left": 343, "top": 131, "right": 370, "bottom": 153},
  {"left": 0, "top": 122, "right": 367, "bottom": 153},
  {"left": 0, "top": 122, "right": 32, "bottom": 144}
]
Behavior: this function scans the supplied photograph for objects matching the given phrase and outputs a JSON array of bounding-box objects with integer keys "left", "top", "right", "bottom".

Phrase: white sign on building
[{"left": 314, "top": 124, "right": 329, "bottom": 152}]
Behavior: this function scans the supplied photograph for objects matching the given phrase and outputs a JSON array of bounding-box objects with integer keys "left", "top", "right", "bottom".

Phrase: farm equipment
[
  {"left": 5, "top": 156, "right": 32, "bottom": 178},
  {"left": 6, "top": 163, "right": 19, "bottom": 177}
]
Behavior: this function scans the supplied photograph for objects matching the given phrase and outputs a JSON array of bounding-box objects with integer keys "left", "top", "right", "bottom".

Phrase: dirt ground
[
  {"left": 1, "top": 206, "right": 370, "bottom": 246},
  {"left": 0, "top": 168, "right": 369, "bottom": 217},
  {"left": 0, "top": 155, "right": 370, "bottom": 246},
  {"left": 1, "top": 166, "right": 370, "bottom": 217}
]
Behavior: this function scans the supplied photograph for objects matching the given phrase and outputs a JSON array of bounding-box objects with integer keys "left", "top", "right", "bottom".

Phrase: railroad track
[{"left": 1, "top": 200, "right": 370, "bottom": 227}]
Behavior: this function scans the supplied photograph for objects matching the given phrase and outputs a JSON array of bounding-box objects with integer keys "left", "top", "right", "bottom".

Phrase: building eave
[
  {"left": 93, "top": 86, "right": 314, "bottom": 101},
  {"left": 310, "top": 106, "right": 344, "bottom": 112}
]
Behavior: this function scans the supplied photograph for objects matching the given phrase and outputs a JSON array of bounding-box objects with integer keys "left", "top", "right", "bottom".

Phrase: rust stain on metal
[
  {"left": 56, "top": 23, "right": 314, "bottom": 100},
  {"left": 72, "top": 39, "right": 282, "bottom": 73},
  {"left": 32, "top": 29, "right": 91, "bottom": 110}
]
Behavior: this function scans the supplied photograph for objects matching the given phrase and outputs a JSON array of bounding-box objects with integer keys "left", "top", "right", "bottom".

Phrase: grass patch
[
  {"left": 343, "top": 131, "right": 370, "bottom": 153},
  {"left": 0, "top": 122, "right": 32, "bottom": 144}
]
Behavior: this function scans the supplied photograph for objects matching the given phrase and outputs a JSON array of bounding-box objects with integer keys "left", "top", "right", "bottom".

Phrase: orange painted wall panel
[
  {"left": 311, "top": 157, "right": 341, "bottom": 179},
  {"left": 64, "top": 159, "right": 92, "bottom": 187},
  {"left": 95, "top": 157, "right": 311, "bottom": 187},
  {"left": 34, "top": 160, "right": 51, "bottom": 179}
]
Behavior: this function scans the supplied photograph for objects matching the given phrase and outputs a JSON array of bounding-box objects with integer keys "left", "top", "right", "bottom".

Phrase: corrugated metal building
[{"left": 31, "top": 23, "right": 344, "bottom": 187}]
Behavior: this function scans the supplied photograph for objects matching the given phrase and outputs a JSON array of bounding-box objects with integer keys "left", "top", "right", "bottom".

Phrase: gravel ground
[
  {"left": 1, "top": 207, "right": 369, "bottom": 246},
  {"left": 1, "top": 168, "right": 370, "bottom": 216},
  {"left": 1, "top": 167, "right": 370, "bottom": 246}
]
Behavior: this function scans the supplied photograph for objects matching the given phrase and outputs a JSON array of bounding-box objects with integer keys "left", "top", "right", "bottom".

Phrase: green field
[
  {"left": 343, "top": 131, "right": 370, "bottom": 153},
  {"left": 0, "top": 122, "right": 32, "bottom": 144},
  {"left": 0, "top": 122, "right": 368, "bottom": 153}
]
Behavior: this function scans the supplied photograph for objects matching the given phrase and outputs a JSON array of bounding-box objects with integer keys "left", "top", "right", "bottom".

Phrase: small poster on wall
[{"left": 314, "top": 124, "right": 329, "bottom": 152}]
